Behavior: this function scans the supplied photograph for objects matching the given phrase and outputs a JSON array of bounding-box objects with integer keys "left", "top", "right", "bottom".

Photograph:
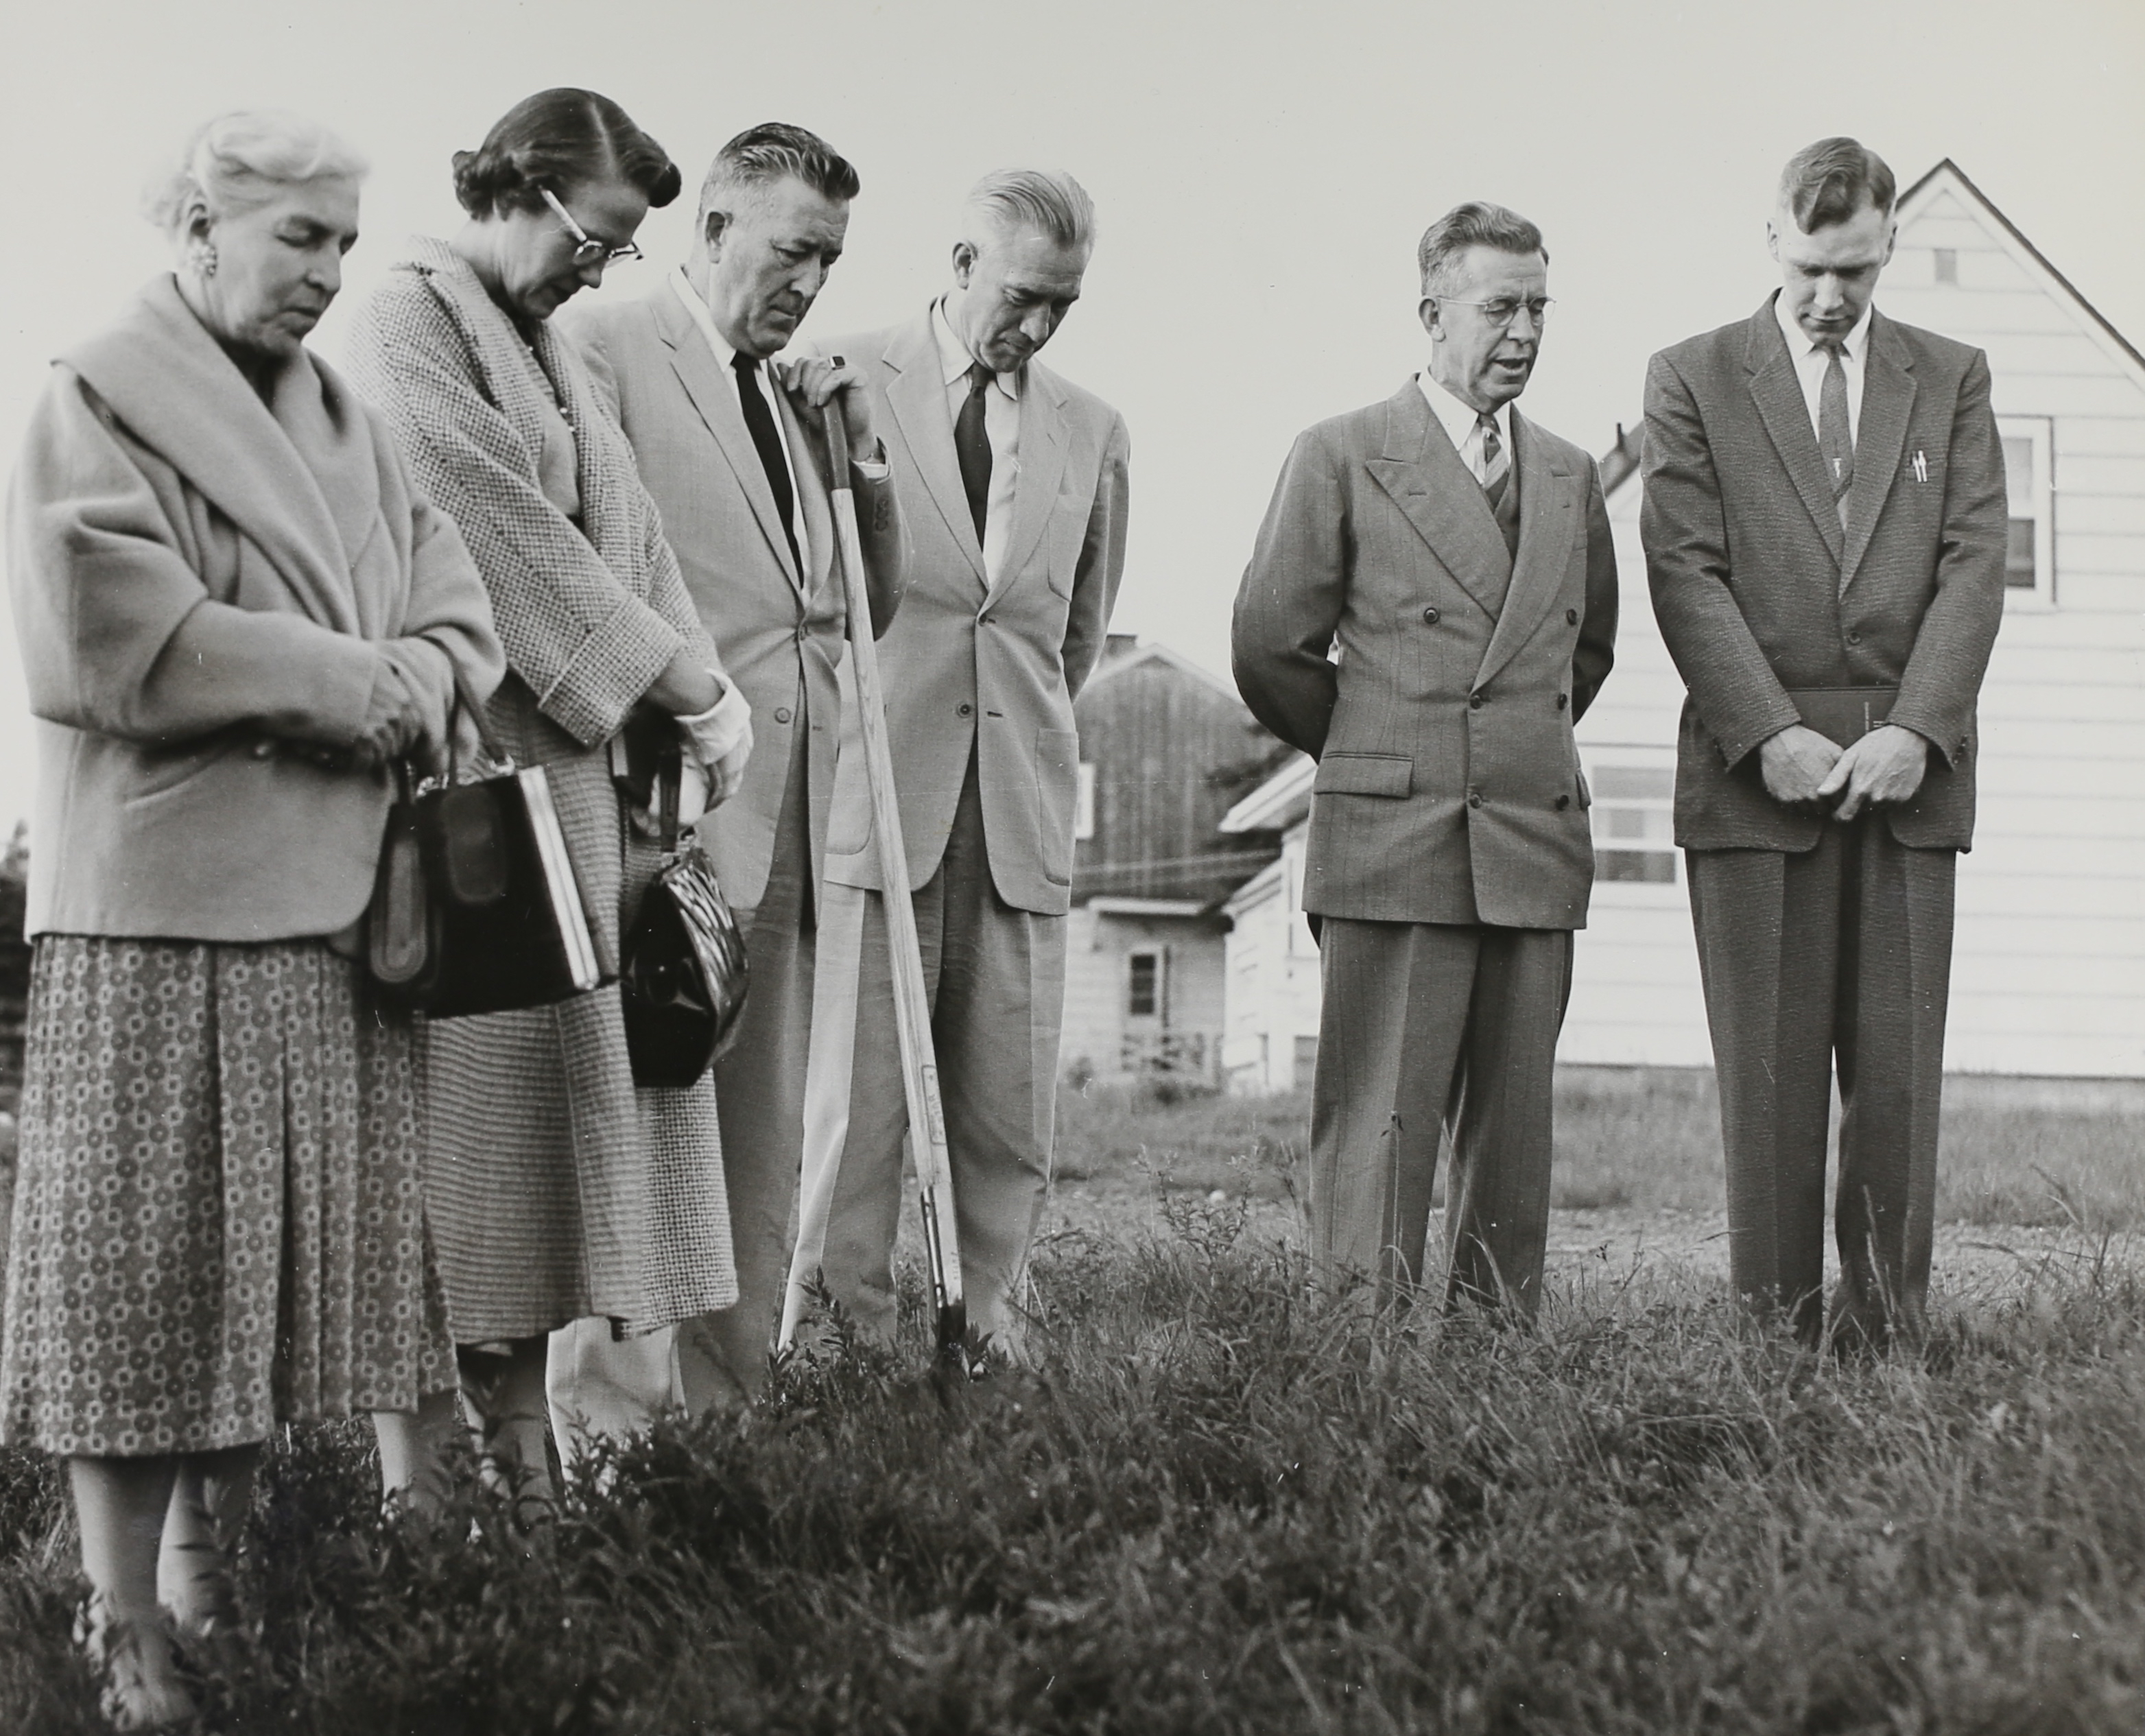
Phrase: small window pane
[
  {"left": 1598, "top": 850, "right": 1677, "bottom": 884},
  {"left": 2001, "top": 436, "right": 2035, "bottom": 510},
  {"left": 2004, "top": 519, "right": 2037, "bottom": 588},
  {"left": 1933, "top": 249, "right": 1958, "bottom": 285},
  {"left": 1593, "top": 765, "right": 1674, "bottom": 800},
  {"left": 1128, "top": 953, "right": 1158, "bottom": 1017}
]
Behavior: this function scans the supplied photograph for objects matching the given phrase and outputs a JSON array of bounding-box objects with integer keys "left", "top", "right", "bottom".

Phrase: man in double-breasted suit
[
  {"left": 556, "top": 123, "right": 905, "bottom": 1429},
  {"left": 1234, "top": 202, "right": 1617, "bottom": 1318},
  {"left": 1643, "top": 139, "right": 2005, "bottom": 1346},
  {"left": 799, "top": 169, "right": 1128, "bottom": 1353}
]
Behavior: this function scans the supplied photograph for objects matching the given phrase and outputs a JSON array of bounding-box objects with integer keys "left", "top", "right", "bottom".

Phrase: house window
[
  {"left": 1589, "top": 763, "right": 1677, "bottom": 885},
  {"left": 1076, "top": 762, "right": 1097, "bottom": 841},
  {"left": 1292, "top": 1034, "right": 1320, "bottom": 1084},
  {"left": 1932, "top": 248, "right": 1958, "bottom": 285},
  {"left": 1127, "top": 950, "right": 1161, "bottom": 1019},
  {"left": 1997, "top": 416, "right": 2054, "bottom": 605}
]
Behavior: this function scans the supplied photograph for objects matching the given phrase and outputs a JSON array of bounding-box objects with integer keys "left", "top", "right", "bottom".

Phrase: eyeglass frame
[
  {"left": 1430, "top": 295, "right": 1554, "bottom": 331},
  {"left": 539, "top": 187, "right": 644, "bottom": 268}
]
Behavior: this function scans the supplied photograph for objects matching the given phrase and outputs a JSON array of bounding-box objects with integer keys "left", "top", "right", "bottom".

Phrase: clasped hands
[{"left": 1757, "top": 722, "right": 1928, "bottom": 822}]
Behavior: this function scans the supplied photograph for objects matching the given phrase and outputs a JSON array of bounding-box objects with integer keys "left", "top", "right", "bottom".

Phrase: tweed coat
[
  {"left": 565, "top": 276, "right": 907, "bottom": 911},
  {"left": 8, "top": 274, "right": 502, "bottom": 942},
  {"left": 342, "top": 239, "right": 735, "bottom": 1337},
  {"left": 1233, "top": 379, "right": 1617, "bottom": 929},
  {"left": 816, "top": 308, "right": 1130, "bottom": 916},
  {"left": 1642, "top": 296, "right": 2008, "bottom": 853}
]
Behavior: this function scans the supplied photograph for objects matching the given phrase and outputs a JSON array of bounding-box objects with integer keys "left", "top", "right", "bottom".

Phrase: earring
[{"left": 191, "top": 242, "right": 217, "bottom": 280}]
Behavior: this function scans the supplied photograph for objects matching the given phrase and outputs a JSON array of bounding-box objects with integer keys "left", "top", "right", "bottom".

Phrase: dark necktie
[
  {"left": 954, "top": 361, "right": 994, "bottom": 545},
  {"left": 731, "top": 351, "right": 802, "bottom": 574},
  {"left": 1818, "top": 339, "right": 1854, "bottom": 522}
]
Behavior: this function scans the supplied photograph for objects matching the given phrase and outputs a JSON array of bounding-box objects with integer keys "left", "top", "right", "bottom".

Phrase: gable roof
[
  {"left": 1899, "top": 158, "right": 2145, "bottom": 391},
  {"left": 1080, "top": 635, "right": 1245, "bottom": 703},
  {"left": 1220, "top": 752, "right": 1314, "bottom": 833}
]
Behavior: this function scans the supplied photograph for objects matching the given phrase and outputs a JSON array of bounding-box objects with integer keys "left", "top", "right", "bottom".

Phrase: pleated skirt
[{"left": 0, "top": 936, "right": 455, "bottom": 1457}]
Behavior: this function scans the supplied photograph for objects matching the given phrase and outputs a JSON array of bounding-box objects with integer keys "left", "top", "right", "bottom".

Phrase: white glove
[{"left": 675, "top": 677, "right": 754, "bottom": 811}]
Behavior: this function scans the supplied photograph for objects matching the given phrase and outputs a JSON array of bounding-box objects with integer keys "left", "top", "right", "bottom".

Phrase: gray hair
[
  {"left": 143, "top": 110, "right": 368, "bottom": 232},
  {"left": 964, "top": 168, "right": 1095, "bottom": 254},
  {"left": 697, "top": 121, "right": 858, "bottom": 228},
  {"left": 1777, "top": 136, "right": 1896, "bottom": 233},
  {"left": 1417, "top": 201, "right": 1547, "bottom": 298}
]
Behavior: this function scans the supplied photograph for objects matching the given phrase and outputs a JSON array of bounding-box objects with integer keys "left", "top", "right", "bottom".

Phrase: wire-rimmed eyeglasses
[
  {"left": 540, "top": 188, "right": 644, "bottom": 268},
  {"left": 1435, "top": 296, "right": 1554, "bottom": 330}
]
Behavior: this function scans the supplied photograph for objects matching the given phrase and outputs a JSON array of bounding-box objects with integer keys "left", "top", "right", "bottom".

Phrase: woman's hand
[
  {"left": 350, "top": 655, "right": 431, "bottom": 769},
  {"left": 646, "top": 647, "right": 722, "bottom": 717}
]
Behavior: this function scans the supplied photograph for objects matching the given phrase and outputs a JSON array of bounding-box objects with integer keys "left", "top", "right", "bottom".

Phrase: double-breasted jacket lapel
[
  {"left": 1744, "top": 299, "right": 1847, "bottom": 566},
  {"left": 1475, "top": 408, "right": 1578, "bottom": 691},
  {"left": 653, "top": 284, "right": 804, "bottom": 593},
  {"left": 1839, "top": 313, "right": 1917, "bottom": 591},
  {"left": 1364, "top": 381, "right": 1511, "bottom": 621},
  {"left": 881, "top": 315, "right": 987, "bottom": 586},
  {"left": 989, "top": 366, "right": 1072, "bottom": 610}
]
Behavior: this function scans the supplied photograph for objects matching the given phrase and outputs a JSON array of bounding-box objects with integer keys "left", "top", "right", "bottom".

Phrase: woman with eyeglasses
[
  {"left": 345, "top": 88, "right": 748, "bottom": 1503},
  {"left": 1, "top": 109, "right": 504, "bottom": 1726}
]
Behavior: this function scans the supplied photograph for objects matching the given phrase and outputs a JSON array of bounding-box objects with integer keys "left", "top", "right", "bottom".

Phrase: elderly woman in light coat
[
  {"left": 344, "top": 88, "right": 751, "bottom": 1495},
  {"left": 0, "top": 112, "right": 503, "bottom": 1726}
]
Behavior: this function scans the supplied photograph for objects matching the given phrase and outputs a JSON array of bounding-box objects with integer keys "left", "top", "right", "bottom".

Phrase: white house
[{"left": 1220, "top": 160, "right": 2145, "bottom": 1091}]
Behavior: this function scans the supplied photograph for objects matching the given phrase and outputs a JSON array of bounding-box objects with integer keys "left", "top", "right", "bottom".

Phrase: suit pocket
[{"left": 1314, "top": 752, "right": 1413, "bottom": 798}]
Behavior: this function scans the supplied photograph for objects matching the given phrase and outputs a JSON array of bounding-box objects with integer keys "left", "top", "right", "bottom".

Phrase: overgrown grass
[{"left": 5, "top": 1216, "right": 2145, "bottom": 1733}]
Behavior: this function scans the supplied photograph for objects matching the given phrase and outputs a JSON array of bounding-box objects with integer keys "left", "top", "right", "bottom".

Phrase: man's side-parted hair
[
  {"left": 452, "top": 88, "right": 681, "bottom": 219},
  {"left": 1778, "top": 136, "right": 1897, "bottom": 233},
  {"left": 1417, "top": 202, "right": 1547, "bottom": 297},
  {"left": 697, "top": 123, "right": 860, "bottom": 225},
  {"left": 144, "top": 110, "right": 369, "bottom": 231},
  {"left": 966, "top": 169, "right": 1096, "bottom": 253}
]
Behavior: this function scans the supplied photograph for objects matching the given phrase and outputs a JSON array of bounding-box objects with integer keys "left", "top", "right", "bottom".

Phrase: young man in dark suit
[{"left": 1643, "top": 137, "right": 2007, "bottom": 1346}]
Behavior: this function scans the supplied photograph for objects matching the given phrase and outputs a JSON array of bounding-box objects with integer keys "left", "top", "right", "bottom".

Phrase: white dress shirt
[
  {"left": 933, "top": 297, "right": 1021, "bottom": 585},
  {"left": 1774, "top": 292, "right": 1872, "bottom": 448},
  {"left": 1418, "top": 372, "right": 1513, "bottom": 487}
]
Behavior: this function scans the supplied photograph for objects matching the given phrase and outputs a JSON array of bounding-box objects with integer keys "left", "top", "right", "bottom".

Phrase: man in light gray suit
[
  {"left": 1233, "top": 203, "right": 1616, "bottom": 1318},
  {"left": 799, "top": 170, "right": 1128, "bottom": 1357},
  {"left": 556, "top": 123, "right": 905, "bottom": 1432}
]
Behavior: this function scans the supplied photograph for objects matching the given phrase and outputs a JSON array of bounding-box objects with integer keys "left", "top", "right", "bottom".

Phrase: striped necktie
[
  {"left": 1476, "top": 412, "right": 1510, "bottom": 508},
  {"left": 1818, "top": 338, "right": 1854, "bottom": 519}
]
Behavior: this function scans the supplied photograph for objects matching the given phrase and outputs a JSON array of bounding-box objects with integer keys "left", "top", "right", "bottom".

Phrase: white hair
[
  {"left": 143, "top": 110, "right": 369, "bottom": 232},
  {"left": 964, "top": 167, "right": 1095, "bottom": 254}
]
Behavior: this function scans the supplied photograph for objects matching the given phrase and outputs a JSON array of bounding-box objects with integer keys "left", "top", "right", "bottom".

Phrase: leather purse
[
  {"left": 368, "top": 680, "right": 611, "bottom": 1019},
  {"left": 619, "top": 748, "right": 750, "bottom": 1088}
]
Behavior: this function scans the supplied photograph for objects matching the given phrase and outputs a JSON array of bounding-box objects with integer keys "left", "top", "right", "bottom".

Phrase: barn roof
[
  {"left": 1220, "top": 752, "right": 1314, "bottom": 834},
  {"left": 1082, "top": 634, "right": 1245, "bottom": 702}
]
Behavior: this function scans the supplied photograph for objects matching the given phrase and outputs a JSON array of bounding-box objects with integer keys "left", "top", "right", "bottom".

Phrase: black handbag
[
  {"left": 368, "top": 681, "right": 611, "bottom": 1019},
  {"left": 619, "top": 748, "right": 750, "bottom": 1087}
]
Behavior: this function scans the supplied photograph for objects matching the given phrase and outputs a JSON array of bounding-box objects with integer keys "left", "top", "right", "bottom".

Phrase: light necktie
[
  {"left": 731, "top": 351, "right": 802, "bottom": 575},
  {"left": 954, "top": 360, "right": 994, "bottom": 545},
  {"left": 1476, "top": 412, "right": 1510, "bottom": 509},
  {"left": 1818, "top": 338, "right": 1854, "bottom": 519}
]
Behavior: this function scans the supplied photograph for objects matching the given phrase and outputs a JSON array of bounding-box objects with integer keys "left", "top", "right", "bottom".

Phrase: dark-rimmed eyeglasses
[
  {"left": 540, "top": 188, "right": 643, "bottom": 268},
  {"left": 1436, "top": 296, "right": 1553, "bottom": 330}
]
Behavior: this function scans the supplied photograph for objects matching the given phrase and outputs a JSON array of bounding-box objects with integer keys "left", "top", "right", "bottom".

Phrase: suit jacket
[
  {"left": 1233, "top": 380, "right": 1618, "bottom": 929},
  {"left": 818, "top": 308, "right": 1130, "bottom": 916},
  {"left": 565, "top": 282, "right": 906, "bottom": 911},
  {"left": 1642, "top": 295, "right": 2007, "bottom": 853}
]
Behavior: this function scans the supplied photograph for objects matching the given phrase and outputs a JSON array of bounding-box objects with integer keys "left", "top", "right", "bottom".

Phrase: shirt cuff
[
  {"left": 676, "top": 675, "right": 752, "bottom": 767},
  {"left": 853, "top": 442, "right": 889, "bottom": 481}
]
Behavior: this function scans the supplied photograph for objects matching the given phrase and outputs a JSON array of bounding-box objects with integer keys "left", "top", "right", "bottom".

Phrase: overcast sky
[{"left": 2, "top": 0, "right": 2140, "bottom": 831}]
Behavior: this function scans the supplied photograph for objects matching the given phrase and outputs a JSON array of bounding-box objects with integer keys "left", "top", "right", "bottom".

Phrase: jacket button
[
  {"left": 1421, "top": 606, "right": 1441, "bottom": 626},
  {"left": 1566, "top": 608, "right": 1579, "bottom": 625},
  {"left": 250, "top": 739, "right": 274, "bottom": 759},
  {"left": 1469, "top": 692, "right": 1484, "bottom": 709},
  {"left": 1846, "top": 630, "right": 1862, "bottom": 645},
  {"left": 1556, "top": 693, "right": 1569, "bottom": 711},
  {"left": 1556, "top": 794, "right": 1571, "bottom": 810},
  {"left": 1467, "top": 790, "right": 1484, "bottom": 809},
  {"left": 773, "top": 706, "right": 792, "bottom": 724},
  {"left": 958, "top": 703, "right": 973, "bottom": 717}
]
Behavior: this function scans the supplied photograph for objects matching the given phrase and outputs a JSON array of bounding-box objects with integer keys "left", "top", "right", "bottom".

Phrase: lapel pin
[{"left": 1912, "top": 450, "right": 1929, "bottom": 484}]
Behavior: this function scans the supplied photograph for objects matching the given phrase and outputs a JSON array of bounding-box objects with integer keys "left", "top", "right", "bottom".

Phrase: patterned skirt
[{"left": 0, "top": 936, "right": 455, "bottom": 1458}]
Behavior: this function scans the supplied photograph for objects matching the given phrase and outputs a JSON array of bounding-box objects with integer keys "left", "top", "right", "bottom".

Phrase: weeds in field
[{"left": 3, "top": 1212, "right": 2144, "bottom": 1734}]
